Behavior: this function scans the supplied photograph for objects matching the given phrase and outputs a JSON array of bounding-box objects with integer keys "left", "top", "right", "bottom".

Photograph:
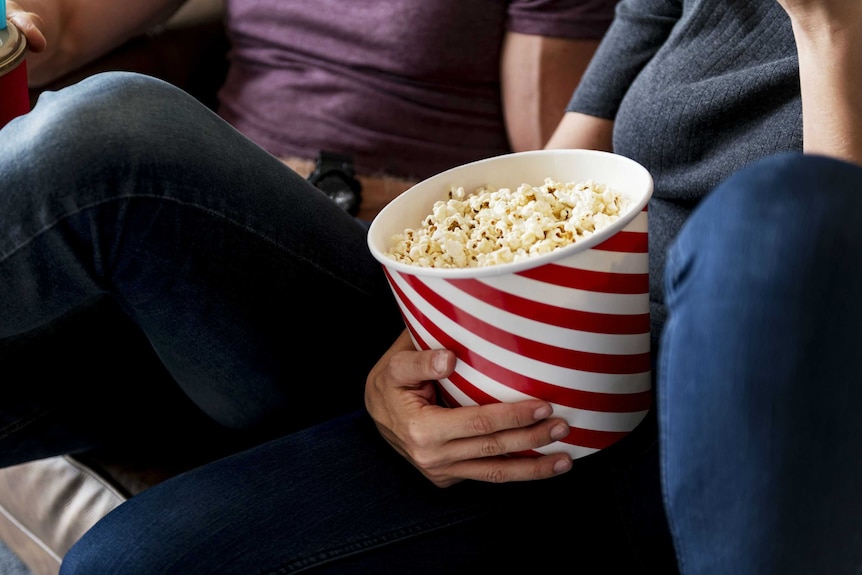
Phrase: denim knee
[
  {"left": 659, "top": 151, "right": 862, "bottom": 575},
  {"left": 0, "top": 71, "right": 227, "bottom": 222},
  {"left": 20, "top": 72, "right": 202, "bottom": 165},
  {"left": 667, "top": 151, "right": 862, "bottom": 298}
]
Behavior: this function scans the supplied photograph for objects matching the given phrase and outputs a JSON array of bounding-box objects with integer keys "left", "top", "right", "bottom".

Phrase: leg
[
  {"left": 660, "top": 152, "right": 862, "bottom": 573},
  {"left": 0, "top": 72, "right": 405, "bottom": 465},
  {"left": 60, "top": 409, "right": 657, "bottom": 575}
]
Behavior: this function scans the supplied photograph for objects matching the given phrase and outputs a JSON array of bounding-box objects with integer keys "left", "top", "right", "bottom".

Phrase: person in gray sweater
[{"left": 2, "top": 0, "right": 861, "bottom": 573}]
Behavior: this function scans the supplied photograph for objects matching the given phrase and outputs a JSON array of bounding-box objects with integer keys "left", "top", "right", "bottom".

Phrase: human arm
[
  {"left": 501, "top": 33, "right": 604, "bottom": 151},
  {"left": 6, "top": 0, "right": 187, "bottom": 87},
  {"left": 777, "top": 0, "right": 862, "bottom": 165},
  {"left": 540, "top": 0, "right": 682, "bottom": 153},
  {"left": 544, "top": 111, "right": 614, "bottom": 151},
  {"left": 365, "top": 330, "right": 573, "bottom": 488}
]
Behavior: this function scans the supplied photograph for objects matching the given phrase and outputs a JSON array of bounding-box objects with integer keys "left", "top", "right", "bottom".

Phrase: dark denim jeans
[
  {"left": 1, "top": 73, "right": 859, "bottom": 574},
  {"left": 659, "top": 154, "right": 862, "bottom": 573}
]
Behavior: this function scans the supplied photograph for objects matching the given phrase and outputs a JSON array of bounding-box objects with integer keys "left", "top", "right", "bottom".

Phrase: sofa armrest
[{"left": 0, "top": 457, "right": 127, "bottom": 575}]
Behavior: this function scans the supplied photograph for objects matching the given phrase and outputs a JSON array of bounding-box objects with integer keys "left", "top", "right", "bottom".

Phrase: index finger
[{"left": 432, "top": 398, "right": 557, "bottom": 442}]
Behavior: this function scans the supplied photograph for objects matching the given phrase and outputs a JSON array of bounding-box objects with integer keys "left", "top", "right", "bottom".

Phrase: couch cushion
[{"left": 0, "top": 456, "right": 127, "bottom": 575}]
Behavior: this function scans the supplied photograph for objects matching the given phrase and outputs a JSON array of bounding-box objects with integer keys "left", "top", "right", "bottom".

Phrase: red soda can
[{"left": 0, "top": 19, "right": 29, "bottom": 128}]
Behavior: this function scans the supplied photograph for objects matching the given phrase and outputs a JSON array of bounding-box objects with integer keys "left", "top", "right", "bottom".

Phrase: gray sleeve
[{"left": 567, "top": 0, "right": 683, "bottom": 119}]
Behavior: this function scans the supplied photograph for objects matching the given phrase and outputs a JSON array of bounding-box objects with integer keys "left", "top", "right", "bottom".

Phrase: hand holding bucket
[{"left": 368, "top": 149, "right": 653, "bottom": 460}]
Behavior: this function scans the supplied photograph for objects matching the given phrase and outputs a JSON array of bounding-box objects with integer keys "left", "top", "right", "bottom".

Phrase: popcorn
[{"left": 385, "top": 178, "right": 629, "bottom": 269}]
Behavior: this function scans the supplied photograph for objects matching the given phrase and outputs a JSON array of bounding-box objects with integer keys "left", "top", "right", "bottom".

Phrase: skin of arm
[
  {"left": 544, "top": 111, "right": 614, "bottom": 152},
  {"left": 777, "top": 0, "right": 862, "bottom": 165},
  {"left": 501, "top": 32, "right": 603, "bottom": 151},
  {"left": 7, "top": 0, "right": 187, "bottom": 87}
]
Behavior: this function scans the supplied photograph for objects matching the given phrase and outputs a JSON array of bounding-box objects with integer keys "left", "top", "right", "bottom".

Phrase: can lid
[{"left": 0, "top": 21, "right": 27, "bottom": 73}]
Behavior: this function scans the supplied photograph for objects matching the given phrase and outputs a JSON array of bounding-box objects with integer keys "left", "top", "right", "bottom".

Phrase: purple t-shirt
[{"left": 217, "top": 0, "right": 617, "bottom": 180}]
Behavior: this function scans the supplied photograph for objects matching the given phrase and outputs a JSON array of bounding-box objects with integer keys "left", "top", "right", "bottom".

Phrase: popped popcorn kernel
[{"left": 386, "top": 177, "right": 629, "bottom": 269}]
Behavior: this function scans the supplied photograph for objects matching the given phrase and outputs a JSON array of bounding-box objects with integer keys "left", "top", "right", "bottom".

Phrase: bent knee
[
  {"left": 685, "top": 153, "right": 862, "bottom": 255},
  {"left": 24, "top": 72, "right": 208, "bottom": 165}
]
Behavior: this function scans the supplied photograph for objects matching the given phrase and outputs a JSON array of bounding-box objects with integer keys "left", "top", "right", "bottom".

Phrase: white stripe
[
  {"left": 443, "top": 362, "right": 649, "bottom": 431},
  {"left": 396, "top": 290, "right": 652, "bottom": 395},
  {"left": 428, "top": 278, "right": 650, "bottom": 354},
  {"left": 531, "top": 442, "right": 601, "bottom": 459},
  {"left": 553, "top": 246, "right": 648, "bottom": 274},
  {"left": 620, "top": 209, "right": 648, "bottom": 233},
  {"left": 464, "top": 273, "right": 648, "bottom": 315}
]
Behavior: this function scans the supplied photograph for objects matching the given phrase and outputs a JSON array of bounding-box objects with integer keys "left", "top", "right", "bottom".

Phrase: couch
[{"left": 0, "top": 1, "right": 229, "bottom": 573}]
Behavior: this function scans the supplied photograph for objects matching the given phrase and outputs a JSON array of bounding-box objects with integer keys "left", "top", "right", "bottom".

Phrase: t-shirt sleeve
[
  {"left": 567, "top": 0, "right": 683, "bottom": 119},
  {"left": 507, "top": 0, "right": 621, "bottom": 40}
]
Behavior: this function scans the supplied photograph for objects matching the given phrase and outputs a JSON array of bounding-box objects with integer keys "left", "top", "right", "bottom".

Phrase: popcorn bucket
[{"left": 367, "top": 149, "right": 653, "bottom": 459}]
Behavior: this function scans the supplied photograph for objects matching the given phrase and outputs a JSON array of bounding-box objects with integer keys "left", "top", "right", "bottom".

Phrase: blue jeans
[
  {"left": 1, "top": 72, "right": 859, "bottom": 574},
  {"left": 660, "top": 155, "right": 862, "bottom": 573},
  {"left": 0, "top": 72, "right": 406, "bottom": 463}
]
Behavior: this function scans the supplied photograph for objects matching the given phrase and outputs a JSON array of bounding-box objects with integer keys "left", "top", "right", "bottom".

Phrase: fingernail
[
  {"left": 553, "top": 458, "right": 572, "bottom": 474},
  {"left": 433, "top": 351, "right": 448, "bottom": 374},
  {"left": 533, "top": 405, "right": 551, "bottom": 420},
  {"left": 550, "top": 423, "right": 568, "bottom": 440}
]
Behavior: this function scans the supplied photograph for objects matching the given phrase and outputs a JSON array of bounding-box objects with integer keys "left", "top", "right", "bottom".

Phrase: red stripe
[
  {"left": 560, "top": 426, "right": 630, "bottom": 449},
  {"left": 388, "top": 272, "right": 652, "bottom": 413},
  {"left": 445, "top": 365, "right": 649, "bottom": 415},
  {"left": 448, "top": 278, "right": 650, "bottom": 334},
  {"left": 593, "top": 230, "right": 648, "bottom": 253},
  {"left": 445, "top": 368, "right": 515, "bottom": 406},
  {"left": 437, "top": 382, "right": 495, "bottom": 407},
  {"left": 394, "top": 270, "right": 651, "bottom": 374},
  {"left": 452, "top": 340, "right": 652, "bottom": 411},
  {"left": 440, "top": 375, "right": 633, "bottom": 450},
  {"left": 516, "top": 264, "right": 648, "bottom": 294},
  {"left": 509, "top": 449, "right": 542, "bottom": 458}
]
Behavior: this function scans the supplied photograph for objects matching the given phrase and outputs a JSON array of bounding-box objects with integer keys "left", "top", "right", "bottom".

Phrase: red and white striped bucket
[{"left": 368, "top": 150, "right": 653, "bottom": 460}]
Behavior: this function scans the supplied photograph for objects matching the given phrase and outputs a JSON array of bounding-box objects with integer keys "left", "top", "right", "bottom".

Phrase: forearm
[
  {"left": 544, "top": 111, "right": 614, "bottom": 152},
  {"left": 10, "top": 0, "right": 186, "bottom": 86},
  {"left": 501, "top": 32, "right": 602, "bottom": 151},
  {"left": 785, "top": 4, "right": 862, "bottom": 165}
]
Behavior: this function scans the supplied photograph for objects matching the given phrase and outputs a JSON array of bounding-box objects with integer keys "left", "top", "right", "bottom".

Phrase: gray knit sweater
[{"left": 568, "top": 0, "right": 803, "bottom": 341}]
